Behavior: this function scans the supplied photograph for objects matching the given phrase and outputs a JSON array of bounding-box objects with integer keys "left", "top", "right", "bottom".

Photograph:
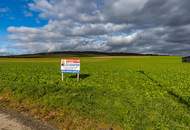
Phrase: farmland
[{"left": 0, "top": 56, "right": 190, "bottom": 129}]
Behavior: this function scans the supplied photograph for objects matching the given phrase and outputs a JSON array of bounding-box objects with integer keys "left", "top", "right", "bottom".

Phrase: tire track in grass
[{"left": 137, "top": 70, "right": 190, "bottom": 109}]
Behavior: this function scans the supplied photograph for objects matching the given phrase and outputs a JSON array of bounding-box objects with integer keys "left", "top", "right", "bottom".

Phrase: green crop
[{"left": 0, "top": 56, "right": 190, "bottom": 129}]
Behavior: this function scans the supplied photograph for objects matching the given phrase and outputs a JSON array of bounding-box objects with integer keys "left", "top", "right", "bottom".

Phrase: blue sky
[
  {"left": 0, "top": 0, "right": 190, "bottom": 55},
  {"left": 0, "top": 0, "right": 47, "bottom": 32},
  {"left": 0, "top": 0, "right": 47, "bottom": 54}
]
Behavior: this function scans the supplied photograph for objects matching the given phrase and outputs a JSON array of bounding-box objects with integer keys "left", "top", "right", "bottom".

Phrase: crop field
[{"left": 0, "top": 56, "right": 190, "bottom": 130}]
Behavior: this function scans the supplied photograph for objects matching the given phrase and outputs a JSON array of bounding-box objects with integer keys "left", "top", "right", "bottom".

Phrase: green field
[{"left": 0, "top": 56, "right": 190, "bottom": 129}]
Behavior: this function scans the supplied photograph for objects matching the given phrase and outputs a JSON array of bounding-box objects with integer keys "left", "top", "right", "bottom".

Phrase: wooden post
[
  {"left": 62, "top": 72, "right": 64, "bottom": 81},
  {"left": 77, "top": 73, "right": 79, "bottom": 81}
]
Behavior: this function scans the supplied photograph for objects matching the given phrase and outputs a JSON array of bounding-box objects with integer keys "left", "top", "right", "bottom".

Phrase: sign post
[
  {"left": 62, "top": 72, "right": 64, "bottom": 81},
  {"left": 61, "top": 58, "right": 80, "bottom": 81},
  {"left": 77, "top": 73, "right": 79, "bottom": 81}
]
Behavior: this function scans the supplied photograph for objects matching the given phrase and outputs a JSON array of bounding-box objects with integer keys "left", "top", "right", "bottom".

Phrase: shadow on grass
[
  {"left": 167, "top": 91, "right": 190, "bottom": 108},
  {"left": 137, "top": 70, "right": 190, "bottom": 109},
  {"left": 69, "top": 74, "right": 90, "bottom": 80}
]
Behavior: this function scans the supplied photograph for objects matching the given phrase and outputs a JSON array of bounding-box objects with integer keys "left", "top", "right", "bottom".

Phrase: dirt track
[
  {"left": 0, "top": 107, "right": 57, "bottom": 130},
  {"left": 0, "top": 112, "right": 31, "bottom": 130}
]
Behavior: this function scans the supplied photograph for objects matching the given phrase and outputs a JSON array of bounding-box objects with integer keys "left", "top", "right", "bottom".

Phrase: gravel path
[
  {"left": 0, "top": 112, "right": 31, "bottom": 130},
  {"left": 0, "top": 107, "right": 57, "bottom": 130}
]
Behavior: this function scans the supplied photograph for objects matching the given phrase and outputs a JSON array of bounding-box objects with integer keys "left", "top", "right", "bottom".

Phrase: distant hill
[{"left": 0, "top": 51, "right": 162, "bottom": 58}]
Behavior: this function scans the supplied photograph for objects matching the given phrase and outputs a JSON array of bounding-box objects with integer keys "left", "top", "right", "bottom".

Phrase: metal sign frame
[{"left": 61, "top": 58, "right": 80, "bottom": 81}]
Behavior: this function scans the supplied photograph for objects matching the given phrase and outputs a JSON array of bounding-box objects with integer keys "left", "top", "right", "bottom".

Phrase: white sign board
[{"left": 61, "top": 59, "right": 80, "bottom": 74}]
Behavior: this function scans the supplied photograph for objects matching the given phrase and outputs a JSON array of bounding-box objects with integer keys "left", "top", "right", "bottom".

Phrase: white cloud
[
  {"left": 29, "top": 0, "right": 53, "bottom": 18},
  {"left": 71, "top": 23, "right": 128, "bottom": 36},
  {"left": 8, "top": 26, "right": 40, "bottom": 34},
  {"left": 29, "top": 0, "right": 102, "bottom": 22},
  {"left": 0, "top": 48, "right": 11, "bottom": 56},
  {"left": 5, "top": 0, "right": 190, "bottom": 55},
  {"left": 105, "top": 0, "right": 148, "bottom": 14},
  {"left": 108, "top": 32, "right": 140, "bottom": 46},
  {"left": 103, "top": 0, "right": 148, "bottom": 23},
  {"left": 0, "top": 48, "right": 7, "bottom": 53},
  {"left": 7, "top": 19, "right": 128, "bottom": 53}
]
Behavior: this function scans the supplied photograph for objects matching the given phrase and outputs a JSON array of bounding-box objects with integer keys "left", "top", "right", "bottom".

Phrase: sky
[{"left": 0, "top": 0, "right": 190, "bottom": 55}]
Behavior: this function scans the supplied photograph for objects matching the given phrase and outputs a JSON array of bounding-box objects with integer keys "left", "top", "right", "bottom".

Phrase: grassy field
[{"left": 0, "top": 56, "right": 190, "bottom": 130}]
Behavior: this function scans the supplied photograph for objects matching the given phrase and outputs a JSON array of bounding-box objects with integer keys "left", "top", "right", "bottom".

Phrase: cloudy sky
[{"left": 0, "top": 0, "right": 190, "bottom": 55}]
